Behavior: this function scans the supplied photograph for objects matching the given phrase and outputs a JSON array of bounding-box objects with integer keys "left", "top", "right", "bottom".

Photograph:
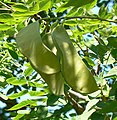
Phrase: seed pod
[
  {"left": 52, "top": 25, "right": 98, "bottom": 94},
  {"left": 16, "top": 21, "right": 60, "bottom": 74},
  {"left": 16, "top": 22, "right": 64, "bottom": 95},
  {"left": 42, "top": 33, "right": 57, "bottom": 55},
  {"left": 41, "top": 33, "right": 64, "bottom": 95}
]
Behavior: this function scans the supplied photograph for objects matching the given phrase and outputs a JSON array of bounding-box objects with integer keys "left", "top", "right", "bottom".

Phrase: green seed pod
[
  {"left": 16, "top": 21, "right": 60, "bottom": 74},
  {"left": 16, "top": 22, "right": 64, "bottom": 95},
  {"left": 39, "top": 71, "right": 64, "bottom": 95},
  {"left": 42, "top": 33, "right": 57, "bottom": 55},
  {"left": 52, "top": 25, "right": 98, "bottom": 94},
  {"left": 41, "top": 33, "right": 64, "bottom": 95}
]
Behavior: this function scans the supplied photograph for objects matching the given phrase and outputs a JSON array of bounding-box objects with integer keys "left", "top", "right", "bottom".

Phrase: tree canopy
[{"left": 0, "top": 0, "right": 117, "bottom": 119}]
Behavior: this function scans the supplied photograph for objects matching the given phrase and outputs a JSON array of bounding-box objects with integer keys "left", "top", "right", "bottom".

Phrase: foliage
[{"left": 0, "top": 0, "right": 117, "bottom": 119}]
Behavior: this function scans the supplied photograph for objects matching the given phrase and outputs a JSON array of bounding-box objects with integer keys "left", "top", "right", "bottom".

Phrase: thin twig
[
  {"left": 69, "top": 89, "right": 89, "bottom": 101},
  {"left": 39, "top": 16, "right": 117, "bottom": 24},
  {"left": 65, "top": 92, "right": 85, "bottom": 114},
  {"left": 0, "top": 1, "right": 12, "bottom": 10}
]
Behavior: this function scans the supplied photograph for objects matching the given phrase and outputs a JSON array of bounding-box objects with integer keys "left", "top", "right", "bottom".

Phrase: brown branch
[
  {"left": 69, "top": 89, "right": 89, "bottom": 101},
  {"left": 39, "top": 16, "right": 117, "bottom": 24},
  {"left": 65, "top": 91, "right": 85, "bottom": 114}
]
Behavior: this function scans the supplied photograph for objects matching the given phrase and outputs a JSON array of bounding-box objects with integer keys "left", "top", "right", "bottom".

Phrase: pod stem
[
  {"left": 65, "top": 91, "right": 85, "bottom": 115},
  {"left": 69, "top": 89, "right": 89, "bottom": 101}
]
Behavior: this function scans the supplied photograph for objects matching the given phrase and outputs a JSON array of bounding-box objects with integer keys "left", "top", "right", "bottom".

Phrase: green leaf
[
  {"left": 113, "top": 117, "right": 117, "bottom": 120},
  {"left": 84, "top": 56, "right": 95, "bottom": 67},
  {"left": 104, "top": 52, "right": 115, "bottom": 65},
  {"left": 0, "top": 13, "right": 13, "bottom": 22},
  {"left": 29, "top": 91, "right": 45, "bottom": 96},
  {"left": 75, "top": 109, "right": 96, "bottom": 120},
  {"left": 28, "top": 81, "right": 44, "bottom": 88},
  {"left": 8, "top": 100, "right": 37, "bottom": 111},
  {"left": 98, "top": 5, "right": 108, "bottom": 18},
  {"left": 5, "top": 28, "right": 16, "bottom": 36},
  {"left": 0, "top": 76, "right": 5, "bottom": 82},
  {"left": 12, "top": 4, "right": 28, "bottom": 12},
  {"left": 88, "top": 90, "right": 101, "bottom": 98},
  {"left": 6, "top": 77, "right": 27, "bottom": 85},
  {"left": 39, "top": 0, "right": 51, "bottom": 11},
  {"left": 8, "top": 90, "right": 28, "bottom": 99},
  {"left": 17, "top": 110, "right": 30, "bottom": 114},
  {"left": 104, "top": 66, "right": 117, "bottom": 78},
  {"left": 8, "top": 49, "right": 18, "bottom": 60},
  {"left": 98, "top": 101, "right": 117, "bottom": 113},
  {"left": 24, "top": 66, "right": 33, "bottom": 77},
  {"left": 67, "top": 7, "right": 84, "bottom": 17},
  {"left": 64, "top": 20, "right": 78, "bottom": 26},
  {"left": 63, "top": 0, "right": 94, "bottom": 8},
  {"left": 13, "top": 114, "right": 25, "bottom": 120},
  {"left": 0, "top": 24, "right": 11, "bottom": 31},
  {"left": 111, "top": 49, "right": 117, "bottom": 60},
  {"left": 107, "top": 37, "right": 117, "bottom": 49},
  {"left": 85, "top": 99, "right": 99, "bottom": 112},
  {"left": 12, "top": 11, "right": 38, "bottom": 17},
  {"left": 47, "top": 94, "right": 59, "bottom": 106}
]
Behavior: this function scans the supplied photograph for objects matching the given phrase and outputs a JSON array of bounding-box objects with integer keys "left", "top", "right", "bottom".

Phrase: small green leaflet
[
  {"left": 6, "top": 77, "right": 27, "bottom": 85},
  {"left": 29, "top": 91, "right": 46, "bottom": 96},
  {"left": 8, "top": 90, "right": 28, "bottom": 99},
  {"left": 12, "top": 4, "right": 28, "bottom": 12},
  {"left": 104, "top": 66, "right": 117, "bottom": 78},
  {"left": 13, "top": 114, "right": 25, "bottom": 120},
  {"left": 8, "top": 100, "right": 37, "bottom": 111},
  {"left": 0, "top": 13, "right": 13, "bottom": 22},
  {"left": 8, "top": 49, "right": 18, "bottom": 60},
  {"left": 63, "top": 0, "right": 94, "bottom": 8}
]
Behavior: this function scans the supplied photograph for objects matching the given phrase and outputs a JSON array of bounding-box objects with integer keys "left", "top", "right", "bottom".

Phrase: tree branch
[
  {"left": 39, "top": 16, "right": 117, "bottom": 24},
  {"left": 0, "top": 1, "right": 13, "bottom": 11},
  {"left": 68, "top": 89, "right": 89, "bottom": 101},
  {"left": 65, "top": 92, "right": 85, "bottom": 114}
]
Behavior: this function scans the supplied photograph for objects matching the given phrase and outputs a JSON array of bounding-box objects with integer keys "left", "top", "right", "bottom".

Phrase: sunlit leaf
[
  {"left": 6, "top": 77, "right": 27, "bottom": 85},
  {"left": 104, "top": 66, "right": 117, "bottom": 78},
  {"left": 28, "top": 81, "right": 44, "bottom": 88},
  {"left": 39, "top": 0, "right": 51, "bottom": 11},
  {"left": 113, "top": 117, "right": 117, "bottom": 120},
  {"left": 13, "top": 114, "right": 25, "bottom": 120},
  {"left": 0, "top": 24, "right": 11, "bottom": 31},
  {"left": 0, "top": 13, "right": 13, "bottom": 22},
  {"left": 0, "top": 76, "right": 5, "bottom": 82},
  {"left": 8, "top": 100, "right": 37, "bottom": 111},
  {"left": 17, "top": 110, "right": 30, "bottom": 114},
  {"left": 24, "top": 66, "right": 33, "bottom": 77},
  {"left": 8, "top": 90, "right": 28, "bottom": 99},
  {"left": 75, "top": 109, "right": 96, "bottom": 120},
  {"left": 29, "top": 91, "right": 45, "bottom": 96},
  {"left": 85, "top": 99, "right": 99, "bottom": 112},
  {"left": 63, "top": 0, "right": 94, "bottom": 8},
  {"left": 12, "top": 4, "right": 28, "bottom": 12}
]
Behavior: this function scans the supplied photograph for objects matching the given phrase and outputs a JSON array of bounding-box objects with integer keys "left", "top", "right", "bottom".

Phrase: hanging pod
[
  {"left": 42, "top": 33, "right": 57, "bottom": 55},
  {"left": 16, "top": 21, "right": 64, "bottom": 95},
  {"left": 16, "top": 21, "right": 60, "bottom": 74},
  {"left": 52, "top": 25, "right": 98, "bottom": 94},
  {"left": 41, "top": 33, "right": 64, "bottom": 95}
]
